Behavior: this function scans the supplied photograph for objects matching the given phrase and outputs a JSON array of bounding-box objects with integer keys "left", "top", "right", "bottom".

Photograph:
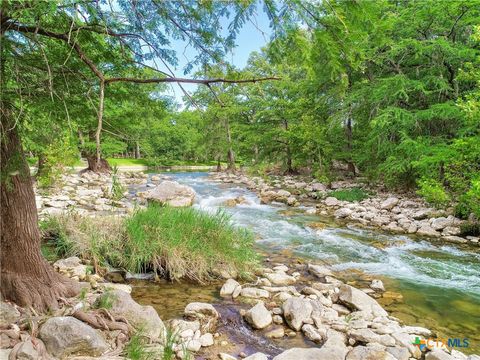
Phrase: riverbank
[
  {"left": 210, "top": 172, "right": 479, "bottom": 247},
  {"left": 6, "top": 170, "right": 476, "bottom": 359}
]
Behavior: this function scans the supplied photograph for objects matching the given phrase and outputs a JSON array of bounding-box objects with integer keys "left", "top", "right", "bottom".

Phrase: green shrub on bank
[
  {"left": 41, "top": 205, "right": 257, "bottom": 282},
  {"left": 329, "top": 188, "right": 370, "bottom": 202},
  {"left": 416, "top": 178, "right": 450, "bottom": 208}
]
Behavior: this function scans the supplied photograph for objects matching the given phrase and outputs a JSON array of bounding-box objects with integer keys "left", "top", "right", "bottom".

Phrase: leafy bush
[
  {"left": 328, "top": 188, "right": 370, "bottom": 202},
  {"left": 41, "top": 205, "right": 257, "bottom": 282},
  {"left": 37, "top": 134, "right": 78, "bottom": 188},
  {"left": 460, "top": 222, "right": 480, "bottom": 237},
  {"left": 416, "top": 178, "right": 450, "bottom": 208}
]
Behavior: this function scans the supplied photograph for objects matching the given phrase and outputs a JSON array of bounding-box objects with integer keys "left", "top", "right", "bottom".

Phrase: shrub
[
  {"left": 110, "top": 166, "right": 126, "bottom": 201},
  {"left": 416, "top": 178, "right": 450, "bottom": 208},
  {"left": 41, "top": 205, "right": 257, "bottom": 282},
  {"left": 328, "top": 188, "right": 370, "bottom": 202},
  {"left": 460, "top": 222, "right": 480, "bottom": 237}
]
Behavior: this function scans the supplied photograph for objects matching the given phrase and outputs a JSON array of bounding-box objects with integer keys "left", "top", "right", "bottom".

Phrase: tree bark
[
  {"left": 85, "top": 154, "right": 111, "bottom": 173},
  {"left": 0, "top": 113, "right": 79, "bottom": 311},
  {"left": 224, "top": 118, "right": 236, "bottom": 172},
  {"left": 345, "top": 117, "right": 356, "bottom": 176},
  {"left": 134, "top": 141, "right": 140, "bottom": 159},
  {"left": 95, "top": 79, "right": 105, "bottom": 165}
]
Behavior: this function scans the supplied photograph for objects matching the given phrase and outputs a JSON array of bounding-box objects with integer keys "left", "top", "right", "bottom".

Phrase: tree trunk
[
  {"left": 36, "top": 153, "right": 46, "bottom": 177},
  {"left": 345, "top": 117, "right": 356, "bottom": 176},
  {"left": 1, "top": 114, "right": 79, "bottom": 312},
  {"left": 134, "top": 141, "right": 140, "bottom": 159},
  {"left": 224, "top": 118, "right": 236, "bottom": 172},
  {"left": 86, "top": 154, "right": 111, "bottom": 173},
  {"left": 95, "top": 79, "right": 105, "bottom": 165}
]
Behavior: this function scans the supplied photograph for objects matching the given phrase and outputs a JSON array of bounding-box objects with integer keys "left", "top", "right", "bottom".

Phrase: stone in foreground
[
  {"left": 39, "top": 316, "right": 108, "bottom": 359},
  {"left": 98, "top": 290, "right": 165, "bottom": 340},
  {"left": 338, "top": 284, "right": 387, "bottom": 317},
  {"left": 244, "top": 302, "right": 272, "bottom": 329}
]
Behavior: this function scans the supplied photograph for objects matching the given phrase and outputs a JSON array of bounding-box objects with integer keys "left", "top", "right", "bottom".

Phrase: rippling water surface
[{"left": 138, "top": 172, "right": 480, "bottom": 353}]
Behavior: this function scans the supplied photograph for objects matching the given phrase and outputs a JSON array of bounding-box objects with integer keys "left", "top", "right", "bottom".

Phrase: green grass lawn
[{"left": 107, "top": 158, "right": 149, "bottom": 166}]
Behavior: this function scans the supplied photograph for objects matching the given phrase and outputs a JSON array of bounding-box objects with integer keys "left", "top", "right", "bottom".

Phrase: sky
[{"left": 160, "top": 4, "right": 273, "bottom": 107}]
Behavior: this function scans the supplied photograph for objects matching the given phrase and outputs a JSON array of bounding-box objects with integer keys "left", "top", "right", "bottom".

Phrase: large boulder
[
  {"left": 220, "top": 279, "right": 241, "bottom": 297},
  {"left": 97, "top": 290, "right": 164, "bottom": 340},
  {"left": 244, "top": 302, "right": 272, "bottom": 329},
  {"left": 338, "top": 284, "right": 387, "bottom": 317},
  {"left": 282, "top": 297, "right": 313, "bottom": 331},
  {"left": 307, "top": 263, "right": 333, "bottom": 278},
  {"left": 142, "top": 180, "right": 195, "bottom": 207},
  {"left": 39, "top": 317, "right": 108, "bottom": 359}
]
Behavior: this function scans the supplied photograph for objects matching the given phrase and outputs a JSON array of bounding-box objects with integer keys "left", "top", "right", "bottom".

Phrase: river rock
[
  {"left": 425, "top": 350, "right": 456, "bottom": 360},
  {"left": 142, "top": 180, "right": 195, "bottom": 206},
  {"left": 244, "top": 353, "right": 268, "bottom": 360},
  {"left": 266, "top": 326, "right": 285, "bottom": 338},
  {"left": 184, "top": 302, "right": 219, "bottom": 332},
  {"left": 244, "top": 302, "right": 272, "bottom": 329},
  {"left": 0, "top": 302, "right": 20, "bottom": 326},
  {"left": 325, "top": 197, "right": 341, "bottom": 206},
  {"left": 417, "top": 225, "right": 440, "bottom": 237},
  {"left": 431, "top": 217, "right": 452, "bottom": 231},
  {"left": 346, "top": 345, "right": 397, "bottom": 360},
  {"left": 381, "top": 197, "right": 399, "bottom": 210},
  {"left": 391, "top": 332, "right": 422, "bottom": 359},
  {"left": 240, "top": 287, "right": 270, "bottom": 299},
  {"left": 265, "top": 272, "right": 296, "bottom": 286},
  {"left": 199, "top": 333, "right": 214, "bottom": 347},
  {"left": 220, "top": 279, "right": 241, "bottom": 297},
  {"left": 99, "top": 290, "right": 164, "bottom": 340},
  {"left": 302, "top": 324, "right": 324, "bottom": 343},
  {"left": 370, "top": 279, "right": 385, "bottom": 292},
  {"left": 282, "top": 297, "right": 313, "bottom": 331},
  {"left": 338, "top": 284, "right": 387, "bottom": 317},
  {"left": 335, "top": 208, "right": 353, "bottom": 219},
  {"left": 349, "top": 328, "right": 395, "bottom": 346},
  {"left": 307, "top": 263, "right": 333, "bottom": 278},
  {"left": 39, "top": 317, "right": 108, "bottom": 359}
]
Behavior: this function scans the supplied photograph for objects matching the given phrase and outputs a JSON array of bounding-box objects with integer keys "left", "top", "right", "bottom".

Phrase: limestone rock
[
  {"left": 265, "top": 272, "right": 296, "bottom": 286},
  {"left": 244, "top": 353, "right": 268, "bottom": 360},
  {"left": 244, "top": 302, "right": 272, "bottom": 329},
  {"left": 307, "top": 263, "right": 333, "bottom": 278},
  {"left": 425, "top": 350, "right": 456, "bottom": 360},
  {"left": 240, "top": 288, "right": 270, "bottom": 299},
  {"left": 346, "top": 346, "right": 396, "bottom": 360},
  {"left": 335, "top": 208, "right": 353, "bottom": 219},
  {"left": 282, "top": 297, "right": 313, "bottom": 331},
  {"left": 99, "top": 290, "right": 164, "bottom": 340},
  {"left": 184, "top": 302, "right": 219, "bottom": 332},
  {"left": 338, "top": 284, "right": 387, "bottom": 317},
  {"left": 39, "top": 317, "right": 108, "bottom": 359},
  {"left": 142, "top": 180, "right": 195, "bottom": 207},
  {"left": 381, "top": 197, "right": 399, "bottom": 210},
  {"left": 220, "top": 279, "right": 241, "bottom": 297}
]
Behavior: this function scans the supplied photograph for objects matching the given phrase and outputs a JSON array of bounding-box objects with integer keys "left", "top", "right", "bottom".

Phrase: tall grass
[
  {"left": 328, "top": 188, "right": 370, "bottom": 202},
  {"left": 41, "top": 205, "right": 257, "bottom": 282}
]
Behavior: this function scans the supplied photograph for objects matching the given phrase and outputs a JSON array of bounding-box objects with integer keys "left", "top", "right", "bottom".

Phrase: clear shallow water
[{"left": 150, "top": 172, "right": 480, "bottom": 353}]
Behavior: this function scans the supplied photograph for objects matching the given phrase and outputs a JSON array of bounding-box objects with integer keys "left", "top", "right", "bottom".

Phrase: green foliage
[
  {"left": 94, "top": 290, "right": 116, "bottom": 310},
  {"left": 36, "top": 134, "right": 78, "bottom": 188},
  {"left": 416, "top": 178, "right": 450, "bottom": 208},
  {"left": 328, "top": 188, "right": 370, "bottom": 202},
  {"left": 460, "top": 222, "right": 480, "bottom": 237},
  {"left": 41, "top": 206, "right": 257, "bottom": 282}
]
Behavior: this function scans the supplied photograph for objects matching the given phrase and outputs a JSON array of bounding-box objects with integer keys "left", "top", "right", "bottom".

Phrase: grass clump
[
  {"left": 328, "top": 187, "right": 370, "bottom": 202},
  {"left": 41, "top": 205, "right": 257, "bottom": 282},
  {"left": 124, "top": 204, "right": 257, "bottom": 281}
]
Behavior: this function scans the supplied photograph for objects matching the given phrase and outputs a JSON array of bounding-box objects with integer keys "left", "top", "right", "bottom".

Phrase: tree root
[
  {"left": 0, "top": 268, "right": 80, "bottom": 312},
  {"left": 72, "top": 309, "right": 132, "bottom": 334}
]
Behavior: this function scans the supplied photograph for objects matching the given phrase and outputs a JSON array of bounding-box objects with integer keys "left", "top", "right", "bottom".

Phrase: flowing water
[{"left": 132, "top": 171, "right": 480, "bottom": 354}]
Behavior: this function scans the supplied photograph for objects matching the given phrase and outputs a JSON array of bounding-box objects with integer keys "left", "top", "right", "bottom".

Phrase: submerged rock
[{"left": 184, "top": 302, "right": 219, "bottom": 332}]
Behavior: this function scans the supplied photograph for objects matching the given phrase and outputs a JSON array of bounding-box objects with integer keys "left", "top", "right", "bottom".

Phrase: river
[{"left": 132, "top": 171, "right": 480, "bottom": 354}]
